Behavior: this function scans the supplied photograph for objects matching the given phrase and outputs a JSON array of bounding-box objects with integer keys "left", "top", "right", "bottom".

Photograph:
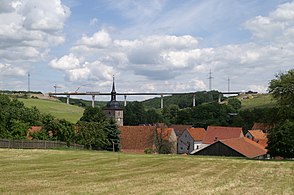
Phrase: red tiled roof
[
  {"left": 119, "top": 126, "right": 156, "bottom": 153},
  {"left": 27, "top": 126, "right": 42, "bottom": 140},
  {"left": 252, "top": 123, "right": 274, "bottom": 132},
  {"left": 187, "top": 128, "right": 206, "bottom": 141},
  {"left": 203, "top": 126, "right": 243, "bottom": 144},
  {"left": 221, "top": 137, "right": 267, "bottom": 158},
  {"left": 247, "top": 130, "right": 268, "bottom": 148},
  {"left": 169, "top": 124, "right": 192, "bottom": 136},
  {"left": 248, "top": 130, "right": 267, "bottom": 140}
]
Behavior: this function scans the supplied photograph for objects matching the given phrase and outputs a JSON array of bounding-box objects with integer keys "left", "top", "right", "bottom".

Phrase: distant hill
[
  {"left": 239, "top": 93, "right": 277, "bottom": 110},
  {"left": 19, "top": 98, "right": 84, "bottom": 123},
  {"left": 142, "top": 91, "right": 221, "bottom": 109}
]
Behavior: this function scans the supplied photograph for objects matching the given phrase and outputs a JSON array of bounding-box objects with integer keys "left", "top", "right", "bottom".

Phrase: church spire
[{"left": 111, "top": 75, "right": 116, "bottom": 101}]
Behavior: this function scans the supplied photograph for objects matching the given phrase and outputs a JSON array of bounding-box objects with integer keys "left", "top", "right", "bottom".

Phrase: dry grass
[{"left": 0, "top": 149, "right": 293, "bottom": 194}]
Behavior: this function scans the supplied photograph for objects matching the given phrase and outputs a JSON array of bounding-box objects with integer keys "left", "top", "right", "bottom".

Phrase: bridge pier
[
  {"left": 218, "top": 94, "right": 222, "bottom": 103},
  {"left": 66, "top": 95, "right": 70, "bottom": 104},
  {"left": 124, "top": 95, "right": 127, "bottom": 107},
  {"left": 92, "top": 95, "right": 95, "bottom": 108},
  {"left": 193, "top": 94, "right": 196, "bottom": 107},
  {"left": 160, "top": 94, "right": 163, "bottom": 109}
]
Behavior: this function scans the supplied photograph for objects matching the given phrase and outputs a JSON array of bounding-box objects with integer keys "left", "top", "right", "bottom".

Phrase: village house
[
  {"left": 119, "top": 126, "right": 177, "bottom": 153},
  {"left": 245, "top": 129, "right": 268, "bottom": 148},
  {"left": 177, "top": 127, "right": 206, "bottom": 154},
  {"left": 169, "top": 124, "right": 193, "bottom": 137}
]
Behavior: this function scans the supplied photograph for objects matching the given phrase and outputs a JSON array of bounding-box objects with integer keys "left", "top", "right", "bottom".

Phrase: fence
[{"left": 0, "top": 139, "right": 84, "bottom": 150}]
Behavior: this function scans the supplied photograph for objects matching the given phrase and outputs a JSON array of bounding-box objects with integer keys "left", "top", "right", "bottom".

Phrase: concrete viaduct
[{"left": 49, "top": 91, "right": 242, "bottom": 109}]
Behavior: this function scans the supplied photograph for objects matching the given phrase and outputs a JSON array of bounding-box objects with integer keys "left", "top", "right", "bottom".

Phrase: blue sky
[{"left": 0, "top": 0, "right": 293, "bottom": 101}]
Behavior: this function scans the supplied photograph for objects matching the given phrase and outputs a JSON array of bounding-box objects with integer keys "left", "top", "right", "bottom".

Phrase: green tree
[
  {"left": 268, "top": 69, "right": 294, "bottom": 107},
  {"left": 267, "top": 120, "right": 294, "bottom": 158},
  {"left": 103, "top": 120, "right": 121, "bottom": 151},
  {"left": 162, "top": 104, "right": 179, "bottom": 124},
  {"left": 145, "top": 109, "right": 163, "bottom": 124},
  {"left": 228, "top": 98, "right": 241, "bottom": 111},
  {"left": 0, "top": 94, "right": 42, "bottom": 139},
  {"left": 267, "top": 69, "right": 294, "bottom": 158},
  {"left": 79, "top": 107, "right": 106, "bottom": 123},
  {"left": 10, "top": 120, "right": 29, "bottom": 140},
  {"left": 55, "top": 119, "right": 74, "bottom": 146},
  {"left": 124, "top": 101, "right": 146, "bottom": 125},
  {"left": 75, "top": 121, "right": 108, "bottom": 149}
]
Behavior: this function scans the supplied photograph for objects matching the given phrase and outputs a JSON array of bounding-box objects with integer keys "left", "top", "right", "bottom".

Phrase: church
[{"left": 103, "top": 77, "right": 123, "bottom": 126}]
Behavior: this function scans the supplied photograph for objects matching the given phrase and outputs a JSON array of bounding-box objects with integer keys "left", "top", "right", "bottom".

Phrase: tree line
[{"left": 0, "top": 95, "right": 120, "bottom": 151}]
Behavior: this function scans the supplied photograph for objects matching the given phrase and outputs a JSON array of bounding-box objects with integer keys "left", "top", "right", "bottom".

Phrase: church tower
[{"left": 103, "top": 76, "right": 123, "bottom": 126}]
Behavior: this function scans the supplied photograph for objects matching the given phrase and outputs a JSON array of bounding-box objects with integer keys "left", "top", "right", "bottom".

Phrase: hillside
[
  {"left": 240, "top": 93, "right": 277, "bottom": 110},
  {"left": 0, "top": 149, "right": 293, "bottom": 194},
  {"left": 142, "top": 91, "right": 221, "bottom": 109},
  {"left": 19, "top": 98, "right": 84, "bottom": 123}
]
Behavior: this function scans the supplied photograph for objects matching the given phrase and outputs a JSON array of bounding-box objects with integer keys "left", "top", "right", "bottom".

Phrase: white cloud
[
  {"left": 50, "top": 53, "right": 83, "bottom": 70},
  {"left": 66, "top": 67, "right": 91, "bottom": 82},
  {"left": 0, "top": 0, "right": 70, "bottom": 77},
  {"left": 244, "top": 1, "right": 294, "bottom": 41},
  {"left": 77, "top": 29, "right": 112, "bottom": 48},
  {"left": 0, "top": 63, "right": 26, "bottom": 76},
  {"left": 248, "top": 85, "right": 268, "bottom": 93},
  {"left": 20, "top": 0, "right": 70, "bottom": 31},
  {"left": 63, "top": 61, "right": 114, "bottom": 82}
]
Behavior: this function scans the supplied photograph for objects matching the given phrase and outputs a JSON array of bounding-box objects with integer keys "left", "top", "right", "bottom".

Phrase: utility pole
[
  {"left": 28, "top": 72, "right": 30, "bottom": 92},
  {"left": 54, "top": 84, "right": 57, "bottom": 93},
  {"left": 228, "top": 77, "right": 230, "bottom": 92},
  {"left": 208, "top": 69, "right": 213, "bottom": 91},
  {"left": 53, "top": 84, "right": 61, "bottom": 93}
]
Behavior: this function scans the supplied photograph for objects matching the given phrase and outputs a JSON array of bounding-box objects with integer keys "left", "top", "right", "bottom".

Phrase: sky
[{"left": 0, "top": 0, "right": 294, "bottom": 101}]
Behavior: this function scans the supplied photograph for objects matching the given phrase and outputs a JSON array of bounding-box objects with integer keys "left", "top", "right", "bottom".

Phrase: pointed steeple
[{"left": 111, "top": 75, "right": 116, "bottom": 101}]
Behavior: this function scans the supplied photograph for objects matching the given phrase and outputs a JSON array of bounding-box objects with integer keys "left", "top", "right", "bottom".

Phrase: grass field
[
  {"left": 19, "top": 98, "right": 84, "bottom": 123},
  {"left": 0, "top": 149, "right": 293, "bottom": 194},
  {"left": 240, "top": 94, "right": 277, "bottom": 110}
]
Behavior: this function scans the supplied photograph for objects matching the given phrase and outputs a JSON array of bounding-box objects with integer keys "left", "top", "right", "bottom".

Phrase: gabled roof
[
  {"left": 187, "top": 128, "right": 206, "bottom": 141},
  {"left": 221, "top": 137, "right": 267, "bottom": 158},
  {"left": 203, "top": 126, "right": 243, "bottom": 144},
  {"left": 192, "top": 137, "right": 267, "bottom": 158},
  {"left": 119, "top": 126, "right": 156, "bottom": 153},
  {"left": 248, "top": 130, "right": 267, "bottom": 140},
  {"left": 247, "top": 130, "right": 268, "bottom": 148},
  {"left": 169, "top": 124, "right": 192, "bottom": 136}
]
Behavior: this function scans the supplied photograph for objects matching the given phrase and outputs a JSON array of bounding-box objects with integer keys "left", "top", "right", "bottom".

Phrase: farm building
[
  {"left": 202, "top": 126, "right": 244, "bottom": 144},
  {"left": 191, "top": 137, "right": 267, "bottom": 159},
  {"left": 177, "top": 127, "right": 206, "bottom": 154}
]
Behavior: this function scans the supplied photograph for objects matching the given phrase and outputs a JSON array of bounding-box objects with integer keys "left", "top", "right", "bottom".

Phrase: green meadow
[
  {"left": 19, "top": 98, "right": 84, "bottom": 123},
  {"left": 240, "top": 94, "right": 277, "bottom": 110},
  {"left": 0, "top": 149, "right": 293, "bottom": 194}
]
